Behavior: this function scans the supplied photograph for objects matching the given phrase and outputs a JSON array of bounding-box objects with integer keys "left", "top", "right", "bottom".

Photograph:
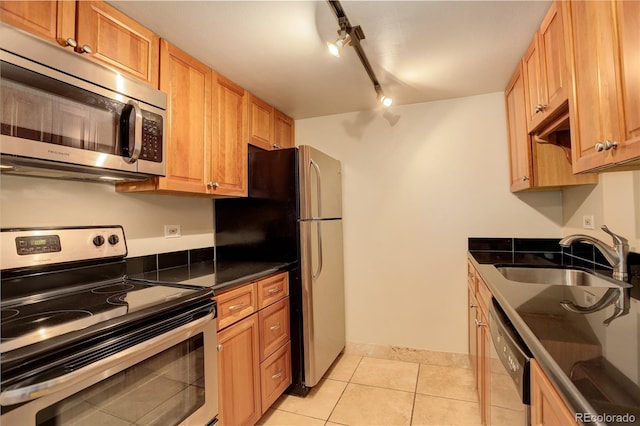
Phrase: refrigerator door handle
[
  {"left": 310, "top": 159, "right": 322, "bottom": 219},
  {"left": 313, "top": 222, "right": 323, "bottom": 281}
]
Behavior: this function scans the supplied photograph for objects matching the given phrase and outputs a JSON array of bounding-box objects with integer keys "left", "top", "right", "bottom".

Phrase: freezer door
[
  {"left": 299, "top": 145, "right": 342, "bottom": 220},
  {"left": 300, "top": 218, "right": 345, "bottom": 387}
]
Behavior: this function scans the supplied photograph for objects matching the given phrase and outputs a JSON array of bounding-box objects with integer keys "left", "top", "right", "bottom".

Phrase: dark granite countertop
[
  {"left": 128, "top": 259, "right": 293, "bottom": 294},
  {"left": 468, "top": 252, "right": 640, "bottom": 426}
]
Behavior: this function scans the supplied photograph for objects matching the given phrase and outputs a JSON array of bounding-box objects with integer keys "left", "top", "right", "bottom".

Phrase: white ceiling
[{"left": 109, "top": 1, "right": 551, "bottom": 119}]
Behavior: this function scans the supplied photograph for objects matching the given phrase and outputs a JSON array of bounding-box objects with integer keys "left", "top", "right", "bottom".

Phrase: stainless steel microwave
[{"left": 0, "top": 24, "right": 166, "bottom": 182}]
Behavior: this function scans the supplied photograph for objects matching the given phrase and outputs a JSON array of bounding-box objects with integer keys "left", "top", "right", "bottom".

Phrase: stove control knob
[
  {"left": 93, "top": 235, "right": 105, "bottom": 247},
  {"left": 108, "top": 234, "right": 120, "bottom": 245}
]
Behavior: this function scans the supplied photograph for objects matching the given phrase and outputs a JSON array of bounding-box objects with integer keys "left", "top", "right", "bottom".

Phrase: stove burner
[
  {"left": 1, "top": 308, "right": 19, "bottom": 321},
  {"left": 2, "top": 310, "right": 92, "bottom": 340},
  {"left": 92, "top": 283, "right": 135, "bottom": 294},
  {"left": 107, "top": 294, "right": 129, "bottom": 306}
]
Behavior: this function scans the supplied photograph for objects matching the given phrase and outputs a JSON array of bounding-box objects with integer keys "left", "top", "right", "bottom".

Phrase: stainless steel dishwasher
[{"left": 488, "top": 299, "right": 532, "bottom": 425}]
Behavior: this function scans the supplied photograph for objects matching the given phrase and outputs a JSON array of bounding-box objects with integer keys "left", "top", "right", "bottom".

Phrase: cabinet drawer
[
  {"left": 259, "top": 297, "right": 290, "bottom": 360},
  {"left": 260, "top": 341, "right": 291, "bottom": 414},
  {"left": 257, "top": 272, "right": 289, "bottom": 309},
  {"left": 215, "top": 282, "right": 257, "bottom": 330}
]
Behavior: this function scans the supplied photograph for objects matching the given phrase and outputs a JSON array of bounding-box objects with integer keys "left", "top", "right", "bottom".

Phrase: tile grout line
[{"left": 324, "top": 355, "right": 364, "bottom": 425}]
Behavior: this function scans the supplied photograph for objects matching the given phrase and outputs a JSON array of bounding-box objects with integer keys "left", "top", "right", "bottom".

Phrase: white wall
[
  {"left": 0, "top": 175, "right": 214, "bottom": 257},
  {"left": 296, "top": 92, "right": 563, "bottom": 354},
  {"left": 563, "top": 171, "right": 640, "bottom": 252}
]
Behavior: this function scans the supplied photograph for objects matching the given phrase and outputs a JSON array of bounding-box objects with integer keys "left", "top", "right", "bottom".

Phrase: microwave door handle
[{"left": 120, "top": 100, "right": 142, "bottom": 163}]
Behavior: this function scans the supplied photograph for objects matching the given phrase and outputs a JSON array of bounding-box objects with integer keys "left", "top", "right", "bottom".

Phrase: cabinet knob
[
  {"left": 595, "top": 141, "right": 618, "bottom": 152},
  {"left": 272, "top": 144, "right": 281, "bottom": 149},
  {"left": 474, "top": 319, "right": 487, "bottom": 328},
  {"left": 470, "top": 303, "right": 478, "bottom": 309},
  {"left": 534, "top": 104, "right": 547, "bottom": 113},
  {"left": 521, "top": 176, "right": 530, "bottom": 182},
  {"left": 207, "top": 181, "right": 220, "bottom": 189},
  {"left": 217, "top": 344, "right": 223, "bottom": 352},
  {"left": 78, "top": 44, "right": 92, "bottom": 54},
  {"left": 65, "top": 38, "right": 77, "bottom": 48}
]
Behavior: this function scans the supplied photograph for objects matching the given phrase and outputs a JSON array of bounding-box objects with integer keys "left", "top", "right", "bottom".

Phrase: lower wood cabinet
[
  {"left": 215, "top": 272, "right": 291, "bottom": 426},
  {"left": 467, "top": 260, "right": 491, "bottom": 425},
  {"left": 530, "top": 359, "right": 578, "bottom": 426},
  {"left": 217, "top": 314, "right": 262, "bottom": 426}
]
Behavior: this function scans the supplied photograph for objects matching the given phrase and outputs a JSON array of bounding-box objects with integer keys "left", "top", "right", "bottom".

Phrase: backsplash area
[
  {"left": 469, "top": 237, "right": 640, "bottom": 299},
  {"left": 126, "top": 247, "right": 214, "bottom": 282}
]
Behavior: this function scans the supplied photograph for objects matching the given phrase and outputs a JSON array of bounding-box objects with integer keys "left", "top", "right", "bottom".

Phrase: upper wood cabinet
[
  {"left": 505, "top": 62, "right": 597, "bottom": 192},
  {"left": 0, "top": 0, "right": 75, "bottom": 46},
  {"left": 523, "top": 1, "right": 569, "bottom": 133},
  {"left": 248, "top": 94, "right": 295, "bottom": 151},
  {"left": 505, "top": 64, "right": 533, "bottom": 191},
  {"left": 117, "top": 42, "right": 248, "bottom": 197},
  {"left": 274, "top": 110, "right": 295, "bottom": 149},
  {"left": 248, "top": 94, "right": 275, "bottom": 151},
  {"left": 564, "top": 0, "right": 640, "bottom": 173},
  {"left": 211, "top": 73, "right": 248, "bottom": 196},
  {"left": 0, "top": 0, "right": 160, "bottom": 87}
]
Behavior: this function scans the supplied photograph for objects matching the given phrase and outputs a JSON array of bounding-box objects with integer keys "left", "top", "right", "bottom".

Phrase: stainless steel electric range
[{"left": 0, "top": 226, "right": 218, "bottom": 426}]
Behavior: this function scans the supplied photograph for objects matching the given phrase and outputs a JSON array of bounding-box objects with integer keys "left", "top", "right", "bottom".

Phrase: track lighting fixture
[
  {"left": 327, "top": 32, "right": 351, "bottom": 58},
  {"left": 375, "top": 85, "right": 393, "bottom": 108},
  {"left": 327, "top": 0, "right": 393, "bottom": 108}
]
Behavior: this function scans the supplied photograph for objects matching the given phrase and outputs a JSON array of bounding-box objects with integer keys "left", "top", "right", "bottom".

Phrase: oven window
[{"left": 35, "top": 334, "right": 205, "bottom": 426}]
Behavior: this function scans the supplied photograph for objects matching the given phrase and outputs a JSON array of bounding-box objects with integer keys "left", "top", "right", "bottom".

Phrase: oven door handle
[{"left": 0, "top": 311, "right": 214, "bottom": 406}]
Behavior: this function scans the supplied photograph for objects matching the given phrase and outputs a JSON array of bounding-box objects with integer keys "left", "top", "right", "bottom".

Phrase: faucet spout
[{"left": 559, "top": 225, "right": 629, "bottom": 281}]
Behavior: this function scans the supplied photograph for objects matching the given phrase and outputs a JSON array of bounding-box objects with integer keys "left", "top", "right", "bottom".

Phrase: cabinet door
[
  {"left": 614, "top": 0, "right": 640, "bottom": 163},
  {"left": 248, "top": 94, "right": 275, "bottom": 151},
  {"left": 530, "top": 359, "right": 578, "bottom": 426},
  {"left": 158, "top": 40, "right": 212, "bottom": 193},
  {"left": 468, "top": 286, "right": 479, "bottom": 383},
  {"left": 274, "top": 110, "right": 295, "bottom": 149},
  {"left": 218, "top": 315, "right": 261, "bottom": 426},
  {"left": 505, "top": 64, "right": 533, "bottom": 191},
  {"left": 523, "top": 36, "right": 543, "bottom": 131},
  {"left": 0, "top": 0, "right": 75, "bottom": 47},
  {"left": 565, "top": 0, "right": 621, "bottom": 172},
  {"left": 76, "top": 1, "right": 159, "bottom": 87},
  {"left": 260, "top": 342, "right": 292, "bottom": 414},
  {"left": 479, "top": 311, "right": 491, "bottom": 426},
  {"left": 211, "top": 73, "right": 248, "bottom": 196},
  {"left": 538, "top": 1, "right": 568, "bottom": 120}
]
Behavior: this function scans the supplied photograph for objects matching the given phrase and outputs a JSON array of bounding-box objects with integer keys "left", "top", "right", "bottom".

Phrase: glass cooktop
[{"left": 0, "top": 279, "right": 203, "bottom": 354}]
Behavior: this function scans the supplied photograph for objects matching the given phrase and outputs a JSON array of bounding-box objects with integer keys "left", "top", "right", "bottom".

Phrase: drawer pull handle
[
  {"left": 268, "top": 287, "right": 282, "bottom": 295},
  {"left": 270, "top": 322, "right": 281, "bottom": 331},
  {"left": 271, "top": 370, "right": 283, "bottom": 380},
  {"left": 474, "top": 319, "right": 487, "bottom": 328},
  {"left": 470, "top": 304, "right": 478, "bottom": 309},
  {"left": 228, "top": 302, "right": 244, "bottom": 312}
]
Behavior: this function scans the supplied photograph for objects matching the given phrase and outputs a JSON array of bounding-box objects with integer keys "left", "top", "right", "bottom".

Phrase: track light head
[
  {"left": 375, "top": 85, "right": 393, "bottom": 107},
  {"left": 327, "top": 32, "right": 352, "bottom": 58}
]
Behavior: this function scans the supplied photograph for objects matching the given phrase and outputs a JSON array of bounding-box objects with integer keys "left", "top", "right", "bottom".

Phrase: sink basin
[{"left": 494, "top": 265, "right": 631, "bottom": 288}]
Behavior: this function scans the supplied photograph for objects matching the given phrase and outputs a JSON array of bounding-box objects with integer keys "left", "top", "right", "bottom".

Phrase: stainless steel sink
[{"left": 494, "top": 265, "right": 631, "bottom": 288}]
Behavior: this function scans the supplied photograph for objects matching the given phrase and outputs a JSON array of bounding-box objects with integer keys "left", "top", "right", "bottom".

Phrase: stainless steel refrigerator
[{"left": 214, "top": 145, "right": 345, "bottom": 394}]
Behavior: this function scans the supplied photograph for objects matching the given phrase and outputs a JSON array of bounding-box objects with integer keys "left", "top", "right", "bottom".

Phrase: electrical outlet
[
  {"left": 584, "top": 291, "right": 596, "bottom": 305},
  {"left": 164, "top": 225, "right": 181, "bottom": 238},
  {"left": 582, "top": 215, "right": 595, "bottom": 229}
]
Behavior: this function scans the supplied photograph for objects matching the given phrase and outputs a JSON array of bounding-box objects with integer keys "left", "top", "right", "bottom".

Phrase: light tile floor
[{"left": 257, "top": 353, "right": 482, "bottom": 426}]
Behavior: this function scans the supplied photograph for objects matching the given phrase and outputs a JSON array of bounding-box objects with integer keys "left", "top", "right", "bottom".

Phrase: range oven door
[{"left": 0, "top": 314, "right": 218, "bottom": 426}]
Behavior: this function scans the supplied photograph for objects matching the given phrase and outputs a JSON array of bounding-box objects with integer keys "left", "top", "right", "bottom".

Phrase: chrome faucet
[{"left": 559, "top": 225, "right": 629, "bottom": 281}]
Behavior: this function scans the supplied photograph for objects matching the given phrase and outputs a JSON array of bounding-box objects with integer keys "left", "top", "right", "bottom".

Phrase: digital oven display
[{"left": 15, "top": 235, "right": 61, "bottom": 255}]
